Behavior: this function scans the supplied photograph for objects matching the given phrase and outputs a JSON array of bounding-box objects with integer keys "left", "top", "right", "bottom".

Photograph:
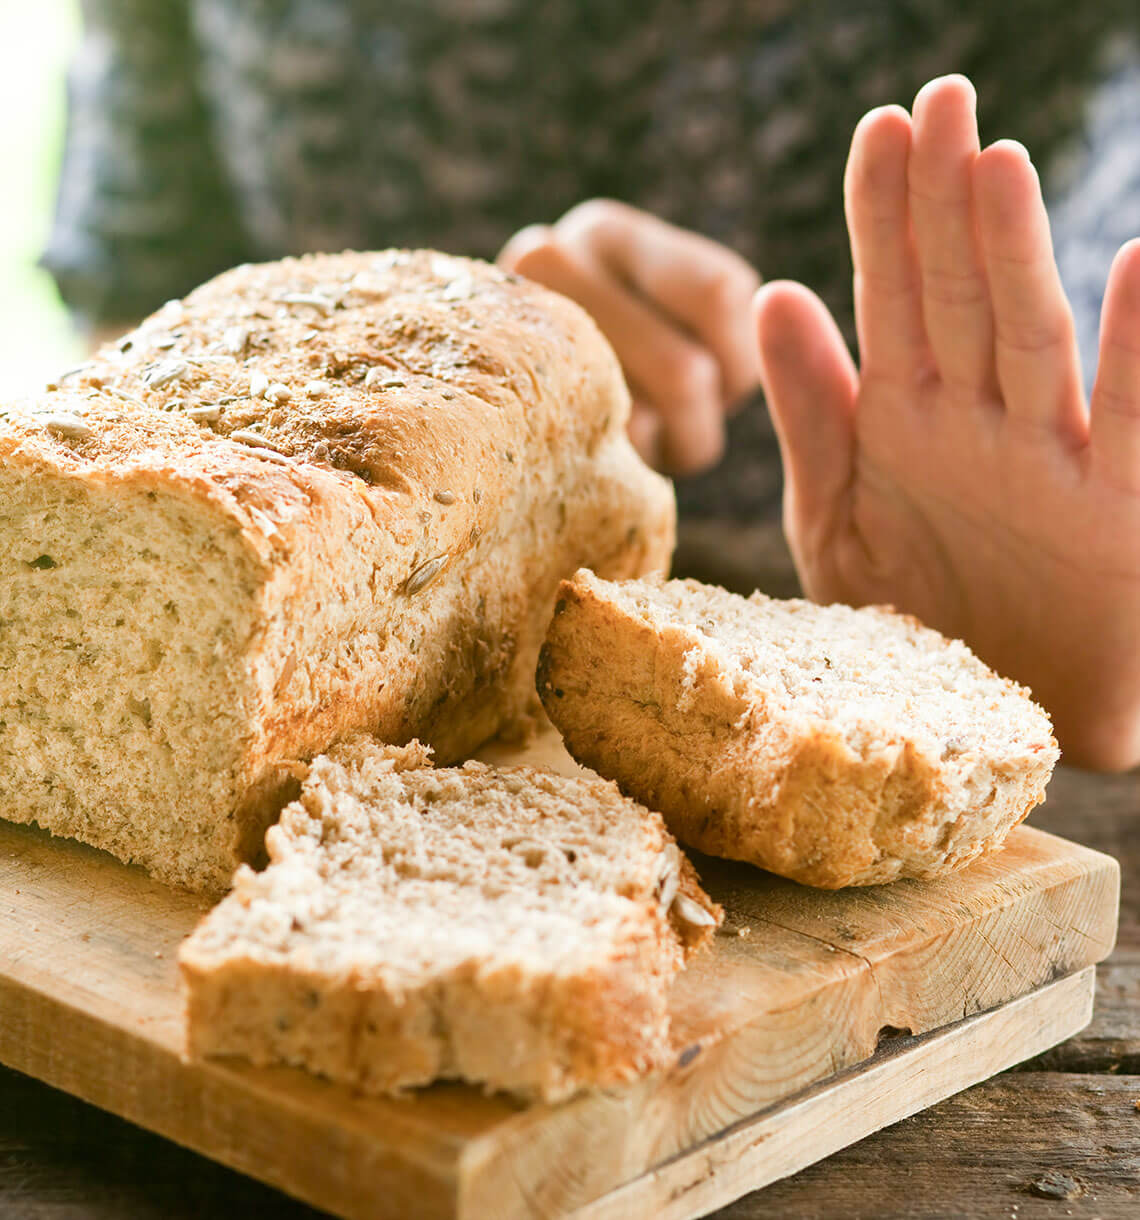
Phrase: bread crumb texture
[
  {"left": 538, "top": 570, "right": 1060, "bottom": 887},
  {"left": 179, "top": 737, "right": 720, "bottom": 1101},
  {"left": 0, "top": 251, "right": 674, "bottom": 892}
]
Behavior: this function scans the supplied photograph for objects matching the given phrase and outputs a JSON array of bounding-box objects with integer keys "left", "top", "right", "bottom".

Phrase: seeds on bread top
[{"left": 0, "top": 250, "right": 625, "bottom": 554}]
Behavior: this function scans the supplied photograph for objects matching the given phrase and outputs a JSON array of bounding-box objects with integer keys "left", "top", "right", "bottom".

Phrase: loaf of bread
[
  {"left": 537, "top": 571, "right": 1060, "bottom": 888},
  {"left": 0, "top": 252, "right": 674, "bottom": 891},
  {"left": 179, "top": 737, "right": 720, "bottom": 1102}
]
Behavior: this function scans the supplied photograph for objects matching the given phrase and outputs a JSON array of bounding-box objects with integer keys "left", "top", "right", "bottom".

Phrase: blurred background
[
  {"left": 4, "top": 0, "right": 1138, "bottom": 543},
  {"left": 0, "top": 0, "right": 81, "bottom": 396}
]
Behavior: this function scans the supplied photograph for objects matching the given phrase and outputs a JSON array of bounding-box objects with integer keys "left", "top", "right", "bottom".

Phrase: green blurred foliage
[{"left": 0, "top": 0, "right": 82, "bottom": 392}]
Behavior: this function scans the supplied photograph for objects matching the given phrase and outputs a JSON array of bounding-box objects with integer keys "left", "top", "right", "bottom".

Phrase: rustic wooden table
[{"left": 2, "top": 524, "right": 1137, "bottom": 1218}]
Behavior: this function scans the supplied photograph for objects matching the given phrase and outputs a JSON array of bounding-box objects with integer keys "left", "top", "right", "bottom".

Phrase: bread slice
[
  {"left": 0, "top": 250, "right": 673, "bottom": 891},
  {"left": 537, "top": 571, "right": 1060, "bottom": 888},
  {"left": 179, "top": 737, "right": 721, "bottom": 1102}
]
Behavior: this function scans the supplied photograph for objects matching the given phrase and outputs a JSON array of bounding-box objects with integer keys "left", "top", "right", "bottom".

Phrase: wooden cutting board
[{"left": 0, "top": 730, "right": 1120, "bottom": 1220}]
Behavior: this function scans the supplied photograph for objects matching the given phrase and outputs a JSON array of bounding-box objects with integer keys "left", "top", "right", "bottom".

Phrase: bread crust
[
  {"left": 179, "top": 739, "right": 721, "bottom": 1101},
  {"left": 537, "top": 571, "right": 1060, "bottom": 888},
  {"left": 0, "top": 252, "right": 674, "bottom": 891}
]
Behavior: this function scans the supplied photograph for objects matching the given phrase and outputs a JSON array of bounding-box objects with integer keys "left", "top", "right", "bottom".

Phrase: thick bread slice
[
  {"left": 0, "top": 250, "right": 674, "bottom": 891},
  {"left": 537, "top": 571, "right": 1060, "bottom": 888},
  {"left": 179, "top": 738, "right": 720, "bottom": 1102}
]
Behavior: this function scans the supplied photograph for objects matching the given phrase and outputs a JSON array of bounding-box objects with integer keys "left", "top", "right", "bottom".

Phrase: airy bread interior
[
  {"left": 180, "top": 738, "right": 719, "bottom": 1101},
  {"left": 0, "top": 467, "right": 268, "bottom": 887},
  {"left": 538, "top": 571, "right": 1059, "bottom": 887},
  {"left": 0, "top": 250, "right": 675, "bottom": 892},
  {"left": 600, "top": 577, "right": 1054, "bottom": 764}
]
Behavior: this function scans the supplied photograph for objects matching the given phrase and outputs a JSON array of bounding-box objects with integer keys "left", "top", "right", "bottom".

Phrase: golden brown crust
[
  {"left": 538, "top": 573, "right": 1057, "bottom": 889},
  {"left": 0, "top": 252, "right": 674, "bottom": 891},
  {"left": 180, "top": 741, "right": 720, "bottom": 1101}
]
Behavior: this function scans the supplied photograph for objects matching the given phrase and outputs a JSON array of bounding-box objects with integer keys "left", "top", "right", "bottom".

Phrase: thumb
[{"left": 754, "top": 281, "right": 857, "bottom": 547}]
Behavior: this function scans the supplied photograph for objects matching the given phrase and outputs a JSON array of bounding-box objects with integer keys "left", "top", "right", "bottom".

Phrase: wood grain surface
[
  {"left": 2, "top": 522, "right": 1137, "bottom": 1217},
  {"left": 582, "top": 970, "right": 1096, "bottom": 1220},
  {"left": 0, "top": 721, "right": 1119, "bottom": 1220}
]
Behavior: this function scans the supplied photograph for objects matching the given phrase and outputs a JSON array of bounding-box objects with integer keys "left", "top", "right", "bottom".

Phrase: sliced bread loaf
[
  {"left": 179, "top": 737, "right": 720, "bottom": 1102},
  {"left": 537, "top": 571, "right": 1060, "bottom": 888},
  {"left": 0, "top": 250, "right": 673, "bottom": 892}
]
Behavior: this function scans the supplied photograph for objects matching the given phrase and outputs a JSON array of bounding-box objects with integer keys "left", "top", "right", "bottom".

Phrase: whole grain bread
[
  {"left": 537, "top": 571, "right": 1060, "bottom": 888},
  {"left": 0, "top": 251, "right": 674, "bottom": 891},
  {"left": 179, "top": 737, "right": 720, "bottom": 1102}
]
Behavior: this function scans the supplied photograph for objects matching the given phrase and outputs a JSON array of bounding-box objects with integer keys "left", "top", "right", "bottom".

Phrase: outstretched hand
[
  {"left": 500, "top": 200, "right": 761, "bottom": 475},
  {"left": 755, "top": 74, "right": 1140, "bottom": 770}
]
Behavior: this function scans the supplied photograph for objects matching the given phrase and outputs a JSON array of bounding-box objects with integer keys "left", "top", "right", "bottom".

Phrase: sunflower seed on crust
[
  {"left": 229, "top": 429, "right": 288, "bottom": 454},
  {"left": 655, "top": 850, "right": 681, "bottom": 912},
  {"left": 44, "top": 413, "right": 93, "bottom": 441},
  {"left": 221, "top": 325, "right": 250, "bottom": 356},
  {"left": 364, "top": 367, "right": 407, "bottom": 388},
  {"left": 142, "top": 360, "right": 188, "bottom": 388},
  {"left": 671, "top": 892, "right": 717, "bottom": 928},
  {"left": 278, "top": 292, "right": 336, "bottom": 316},
  {"left": 404, "top": 554, "right": 448, "bottom": 595}
]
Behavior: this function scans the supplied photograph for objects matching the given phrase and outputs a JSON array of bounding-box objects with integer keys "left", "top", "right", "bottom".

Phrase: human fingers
[
  {"left": 844, "top": 104, "right": 929, "bottom": 381},
  {"left": 974, "top": 139, "right": 1085, "bottom": 441},
  {"left": 1090, "top": 239, "right": 1140, "bottom": 492},
  {"left": 505, "top": 233, "right": 725, "bottom": 473},
  {"left": 755, "top": 281, "right": 858, "bottom": 540},
  {"left": 555, "top": 199, "right": 762, "bottom": 408},
  {"left": 908, "top": 75, "right": 995, "bottom": 394}
]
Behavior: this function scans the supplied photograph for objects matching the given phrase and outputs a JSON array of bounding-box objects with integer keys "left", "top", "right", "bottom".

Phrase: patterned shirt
[{"left": 44, "top": 0, "right": 1139, "bottom": 519}]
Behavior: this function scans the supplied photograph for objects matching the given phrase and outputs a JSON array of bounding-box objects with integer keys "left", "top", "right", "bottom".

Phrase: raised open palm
[{"left": 755, "top": 75, "right": 1140, "bottom": 770}]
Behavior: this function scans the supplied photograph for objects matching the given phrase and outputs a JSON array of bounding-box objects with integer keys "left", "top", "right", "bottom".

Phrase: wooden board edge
[
  {"left": 452, "top": 838, "right": 1119, "bottom": 1219},
  {"left": 0, "top": 975, "right": 464, "bottom": 1220},
  {"left": 568, "top": 967, "right": 1096, "bottom": 1220},
  {"left": 0, "top": 811, "right": 1115, "bottom": 1220}
]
